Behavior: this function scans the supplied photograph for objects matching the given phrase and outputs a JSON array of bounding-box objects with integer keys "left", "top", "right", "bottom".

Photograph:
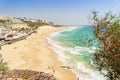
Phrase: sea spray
[
  {"left": 47, "top": 37, "right": 70, "bottom": 62},
  {"left": 47, "top": 25, "right": 108, "bottom": 80}
]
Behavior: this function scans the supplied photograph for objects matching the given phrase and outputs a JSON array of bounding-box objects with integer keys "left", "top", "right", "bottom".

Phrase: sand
[{"left": 1, "top": 26, "right": 76, "bottom": 80}]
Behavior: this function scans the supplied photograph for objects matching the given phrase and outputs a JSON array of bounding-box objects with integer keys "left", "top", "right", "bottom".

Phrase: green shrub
[
  {"left": 90, "top": 11, "right": 120, "bottom": 80},
  {"left": 0, "top": 54, "right": 9, "bottom": 71},
  {"left": 0, "top": 64, "right": 9, "bottom": 71}
]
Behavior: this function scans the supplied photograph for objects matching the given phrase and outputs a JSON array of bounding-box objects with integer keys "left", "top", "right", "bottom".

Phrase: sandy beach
[{"left": 1, "top": 26, "right": 76, "bottom": 80}]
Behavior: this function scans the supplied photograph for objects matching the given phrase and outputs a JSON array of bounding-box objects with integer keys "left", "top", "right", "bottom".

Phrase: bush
[
  {"left": 0, "top": 54, "right": 9, "bottom": 71},
  {"left": 0, "top": 64, "right": 8, "bottom": 71},
  {"left": 90, "top": 11, "right": 120, "bottom": 80}
]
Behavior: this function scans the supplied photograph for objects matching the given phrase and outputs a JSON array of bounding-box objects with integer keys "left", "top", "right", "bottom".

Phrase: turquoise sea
[{"left": 47, "top": 25, "right": 108, "bottom": 80}]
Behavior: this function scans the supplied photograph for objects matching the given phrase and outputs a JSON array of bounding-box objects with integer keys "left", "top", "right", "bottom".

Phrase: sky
[{"left": 0, "top": 0, "right": 120, "bottom": 25}]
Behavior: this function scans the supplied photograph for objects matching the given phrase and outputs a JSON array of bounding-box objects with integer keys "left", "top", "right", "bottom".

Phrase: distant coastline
[{"left": 53, "top": 24, "right": 92, "bottom": 27}]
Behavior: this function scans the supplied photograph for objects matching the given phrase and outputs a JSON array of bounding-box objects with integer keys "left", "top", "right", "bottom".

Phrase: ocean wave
[
  {"left": 47, "top": 35, "right": 108, "bottom": 80},
  {"left": 76, "top": 62, "right": 108, "bottom": 80},
  {"left": 71, "top": 46, "right": 96, "bottom": 54},
  {"left": 49, "top": 26, "right": 79, "bottom": 38},
  {"left": 47, "top": 37, "right": 70, "bottom": 62}
]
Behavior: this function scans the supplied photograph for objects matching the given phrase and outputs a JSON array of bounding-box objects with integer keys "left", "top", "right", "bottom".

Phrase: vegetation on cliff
[
  {"left": 90, "top": 11, "right": 120, "bottom": 80},
  {"left": 23, "top": 19, "right": 50, "bottom": 30},
  {"left": 0, "top": 54, "right": 8, "bottom": 71}
]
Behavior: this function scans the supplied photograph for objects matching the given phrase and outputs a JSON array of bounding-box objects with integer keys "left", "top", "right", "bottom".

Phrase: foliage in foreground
[
  {"left": 91, "top": 11, "right": 120, "bottom": 80},
  {"left": 0, "top": 69, "right": 56, "bottom": 80},
  {"left": 0, "top": 54, "right": 9, "bottom": 71}
]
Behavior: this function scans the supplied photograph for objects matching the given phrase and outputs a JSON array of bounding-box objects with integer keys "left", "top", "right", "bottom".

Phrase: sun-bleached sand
[{"left": 1, "top": 26, "right": 76, "bottom": 80}]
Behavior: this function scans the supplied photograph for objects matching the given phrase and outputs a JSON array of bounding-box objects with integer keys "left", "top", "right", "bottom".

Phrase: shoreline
[
  {"left": 1, "top": 26, "right": 76, "bottom": 80},
  {"left": 47, "top": 26, "right": 108, "bottom": 80}
]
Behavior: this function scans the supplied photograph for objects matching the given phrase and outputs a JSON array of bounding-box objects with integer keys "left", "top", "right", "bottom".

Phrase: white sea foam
[
  {"left": 74, "top": 46, "right": 95, "bottom": 54},
  {"left": 50, "top": 26, "right": 82, "bottom": 37},
  {"left": 76, "top": 62, "right": 108, "bottom": 80},
  {"left": 47, "top": 37, "right": 70, "bottom": 62}
]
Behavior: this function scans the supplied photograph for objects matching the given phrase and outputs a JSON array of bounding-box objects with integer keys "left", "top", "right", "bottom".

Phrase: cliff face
[
  {"left": 0, "top": 14, "right": 11, "bottom": 20},
  {"left": 0, "top": 69, "right": 56, "bottom": 80},
  {"left": 0, "top": 14, "right": 24, "bottom": 24},
  {"left": 0, "top": 14, "right": 28, "bottom": 29}
]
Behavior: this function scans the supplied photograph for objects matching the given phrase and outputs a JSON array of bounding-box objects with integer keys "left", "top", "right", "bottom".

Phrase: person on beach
[
  {"left": 48, "top": 66, "right": 50, "bottom": 69},
  {"left": 53, "top": 69, "right": 55, "bottom": 73}
]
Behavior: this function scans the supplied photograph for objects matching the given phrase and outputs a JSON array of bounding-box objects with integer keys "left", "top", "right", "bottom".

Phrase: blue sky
[{"left": 0, "top": 0, "right": 120, "bottom": 25}]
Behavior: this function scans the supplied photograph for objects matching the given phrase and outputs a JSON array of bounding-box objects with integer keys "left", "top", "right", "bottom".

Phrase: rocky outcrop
[
  {"left": 0, "top": 69, "right": 56, "bottom": 80},
  {"left": 0, "top": 14, "right": 24, "bottom": 24}
]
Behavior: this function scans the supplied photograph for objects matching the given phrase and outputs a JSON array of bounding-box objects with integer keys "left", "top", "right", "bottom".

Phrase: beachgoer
[{"left": 53, "top": 69, "right": 55, "bottom": 73}]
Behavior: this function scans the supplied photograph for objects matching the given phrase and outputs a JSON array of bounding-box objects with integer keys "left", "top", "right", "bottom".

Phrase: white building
[{"left": 0, "top": 26, "right": 9, "bottom": 39}]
